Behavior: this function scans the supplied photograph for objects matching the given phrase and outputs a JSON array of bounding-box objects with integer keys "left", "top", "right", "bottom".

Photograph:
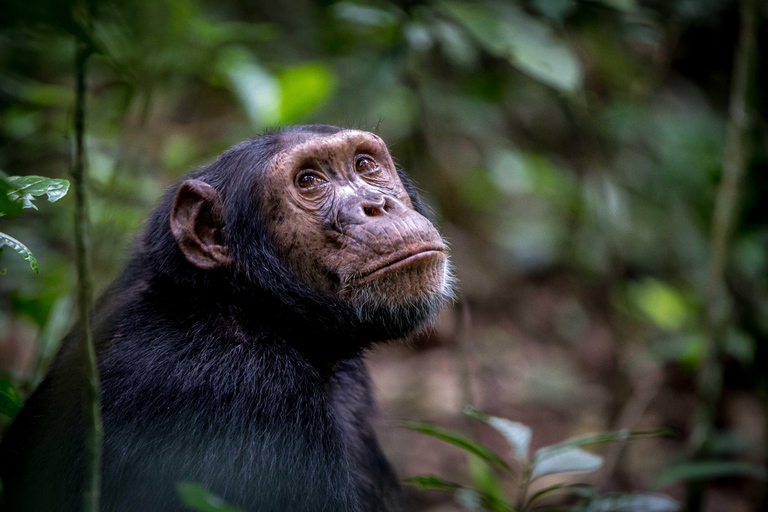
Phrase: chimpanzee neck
[{"left": 125, "top": 270, "right": 372, "bottom": 371}]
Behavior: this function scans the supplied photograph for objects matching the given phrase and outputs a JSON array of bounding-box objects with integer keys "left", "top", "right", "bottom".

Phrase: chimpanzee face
[
  {"left": 169, "top": 128, "right": 453, "bottom": 316},
  {"left": 263, "top": 130, "right": 451, "bottom": 309}
]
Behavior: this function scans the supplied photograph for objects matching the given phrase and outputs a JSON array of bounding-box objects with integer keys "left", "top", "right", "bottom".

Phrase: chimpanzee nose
[
  {"left": 362, "top": 194, "right": 387, "bottom": 217},
  {"left": 336, "top": 191, "right": 407, "bottom": 229}
]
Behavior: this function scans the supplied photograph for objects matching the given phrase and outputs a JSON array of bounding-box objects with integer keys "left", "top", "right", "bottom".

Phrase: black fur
[{"left": 0, "top": 126, "right": 438, "bottom": 511}]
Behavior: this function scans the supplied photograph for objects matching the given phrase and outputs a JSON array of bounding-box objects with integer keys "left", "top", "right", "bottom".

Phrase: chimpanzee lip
[{"left": 356, "top": 245, "right": 445, "bottom": 281}]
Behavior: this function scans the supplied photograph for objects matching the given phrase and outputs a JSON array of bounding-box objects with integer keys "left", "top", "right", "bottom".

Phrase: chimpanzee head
[{"left": 147, "top": 125, "right": 454, "bottom": 344}]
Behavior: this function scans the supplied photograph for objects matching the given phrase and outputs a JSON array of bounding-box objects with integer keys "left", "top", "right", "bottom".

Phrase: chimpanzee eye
[
  {"left": 355, "top": 155, "right": 379, "bottom": 175},
  {"left": 296, "top": 171, "right": 327, "bottom": 190}
]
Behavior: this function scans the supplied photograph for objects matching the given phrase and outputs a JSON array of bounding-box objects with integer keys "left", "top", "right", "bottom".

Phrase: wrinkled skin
[
  {"left": 173, "top": 129, "right": 451, "bottom": 311},
  {"left": 264, "top": 130, "right": 449, "bottom": 307}
]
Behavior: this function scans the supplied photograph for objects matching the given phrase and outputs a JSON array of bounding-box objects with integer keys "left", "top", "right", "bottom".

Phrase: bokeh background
[{"left": 1, "top": 0, "right": 768, "bottom": 510}]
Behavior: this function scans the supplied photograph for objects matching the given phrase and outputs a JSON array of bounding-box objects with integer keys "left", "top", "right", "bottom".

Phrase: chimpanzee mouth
[{"left": 355, "top": 245, "right": 445, "bottom": 282}]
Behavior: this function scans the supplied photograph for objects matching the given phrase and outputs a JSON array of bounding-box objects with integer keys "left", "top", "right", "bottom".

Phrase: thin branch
[
  {"left": 688, "top": 0, "right": 759, "bottom": 509},
  {"left": 72, "top": 38, "right": 103, "bottom": 512}
]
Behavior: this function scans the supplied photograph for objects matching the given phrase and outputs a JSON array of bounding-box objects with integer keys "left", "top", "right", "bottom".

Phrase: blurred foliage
[
  {"left": 403, "top": 408, "right": 679, "bottom": 511},
  {"left": 1, "top": 0, "right": 767, "bottom": 509}
]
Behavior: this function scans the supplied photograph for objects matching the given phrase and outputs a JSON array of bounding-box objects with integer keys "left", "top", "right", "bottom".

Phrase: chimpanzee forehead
[{"left": 269, "top": 130, "right": 389, "bottom": 172}]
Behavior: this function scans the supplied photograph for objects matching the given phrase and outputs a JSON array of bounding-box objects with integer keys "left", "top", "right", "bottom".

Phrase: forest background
[{"left": 1, "top": 0, "right": 768, "bottom": 511}]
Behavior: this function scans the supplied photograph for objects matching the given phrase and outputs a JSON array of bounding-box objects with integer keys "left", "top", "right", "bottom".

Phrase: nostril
[{"left": 363, "top": 205, "right": 385, "bottom": 217}]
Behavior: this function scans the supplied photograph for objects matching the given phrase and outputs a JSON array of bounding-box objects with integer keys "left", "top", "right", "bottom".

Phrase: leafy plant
[
  {"left": 0, "top": 379, "right": 23, "bottom": 419},
  {"left": 402, "top": 408, "right": 679, "bottom": 512},
  {"left": 176, "top": 482, "right": 244, "bottom": 512},
  {"left": 0, "top": 174, "right": 70, "bottom": 273}
]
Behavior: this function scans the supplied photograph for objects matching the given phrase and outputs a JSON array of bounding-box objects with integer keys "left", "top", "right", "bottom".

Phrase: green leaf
[
  {"left": 4, "top": 175, "right": 70, "bottom": 212},
  {"left": 468, "top": 455, "right": 510, "bottom": 511},
  {"left": 176, "top": 482, "right": 244, "bottom": 512},
  {"left": 0, "top": 379, "right": 23, "bottom": 419},
  {"left": 582, "top": 492, "right": 679, "bottom": 512},
  {"left": 0, "top": 176, "right": 24, "bottom": 217},
  {"left": 539, "top": 429, "right": 671, "bottom": 454},
  {"left": 404, "top": 475, "right": 513, "bottom": 512},
  {"left": 217, "top": 47, "right": 281, "bottom": 129},
  {"left": 466, "top": 407, "right": 532, "bottom": 462},
  {"left": 531, "top": 447, "right": 603, "bottom": 481},
  {"left": 403, "top": 475, "right": 464, "bottom": 492},
  {"left": 399, "top": 420, "right": 511, "bottom": 471},
  {"left": 277, "top": 63, "right": 336, "bottom": 123},
  {"left": 627, "top": 279, "right": 691, "bottom": 330},
  {"left": 526, "top": 483, "right": 595, "bottom": 509},
  {"left": 653, "top": 461, "right": 768, "bottom": 488},
  {"left": 440, "top": 1, "right": 582, "bottom": 92},
  {"left": 0, "top": 232, "right": 39, "bottom": 273}
]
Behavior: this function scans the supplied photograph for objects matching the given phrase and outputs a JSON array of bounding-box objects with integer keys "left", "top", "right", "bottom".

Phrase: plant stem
[
  {"left": 688, "top": 0, "right": 758, "bottom": 509},
  {"left": 73, "top": 38, "right": 102, "bottom": 512}
]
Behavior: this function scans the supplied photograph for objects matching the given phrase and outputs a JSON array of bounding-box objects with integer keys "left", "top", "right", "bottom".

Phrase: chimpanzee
[{"left": 0, "top": 125, "right": 453, "bottom": 512}]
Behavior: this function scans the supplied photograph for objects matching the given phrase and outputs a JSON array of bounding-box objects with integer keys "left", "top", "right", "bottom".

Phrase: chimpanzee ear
[{"left": 170, "top": 179, "right": 233, "bottom": 270}]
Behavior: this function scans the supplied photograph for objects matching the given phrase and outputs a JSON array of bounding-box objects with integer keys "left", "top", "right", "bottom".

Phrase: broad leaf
[
  {"left": 0, "top": 232, "right": 39, "bottom": 273},
  {"left": 176, "top": 482, "right": 244, "bottom": 512},
  {"left": 399, "top": 420, "right": 510, "bottom": 470},
  {"left": 531, "top": 447, "right": 603, "bottom": 481},
  {"left": 277, "top": 63, "right": 335, "bottom": 123},
  {"left": 4, "top": 175, "right": 70, "bottom": 212},
  {"left": 466, "top": 407, "right": 532, "bottom": 462},
  {"left": 440, "top": 1, "right": 582, "bottom": 92},
  {"left": 218, "top": 47, "right": 281, "bottom": 129},
  {"left": 581, "top": 492, "right": 679, "bottom": 512},
  {"left": 0, "top": 379, "right": 23, "bottom": 418},
  {"left": 653, "top": 461, "right": 768, "bottom": 488}
]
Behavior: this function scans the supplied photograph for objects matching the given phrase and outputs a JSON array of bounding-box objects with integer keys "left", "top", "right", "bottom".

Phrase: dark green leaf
[
  {"left": 0, "top": 176, "right": 24, "bottom": 217},
  {"left": 0, "top": 232, "right": 39, "bottom": 273},
  {"left": 176, "top": 482, "right": 244, "bottom": 512},
  {"left": 581, "top": 492, "right": 679, "bottom": 512},
  {"left": 403, "top": 475, "right": 464, "bottom": 491},
  {"left": 0, "top": 379, "right": 23, "bottom": 419},
  {"left": 654, "top": 461, "right": 768, "bottom": 488},
  {"left": 398, "top": 420, "right": 511, "bottom": 470}
]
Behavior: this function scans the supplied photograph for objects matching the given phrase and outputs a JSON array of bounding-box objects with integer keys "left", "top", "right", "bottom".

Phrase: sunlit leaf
[
  {"left": 399, "top": 420, "right": 510, "bottom": 471},
  {"left": 465, "top": 407, "right": 531, "bottom": 462},
  {"left": 653, "top": 461, "right": 768, "bottom": 488},
  {"left": 176, "top": 482, "right": 244, "bottom": 512},
  {"left": 531, "top": 447, "right": 603, "bottom": 481},
  {"left": 0, "top": 232, "right": 39, "bottom": 273},
  {"left": 0, "top": 379, "right": 23, "bottom": 418},
  {"left": 277, "top": 63, "right": 336, "bottom": 123},
  {"left": 440, "top": 1, "right": 582, "bottom": 92},
  {"left": 4, "top": 175, "right": 69, "bottom": 211},
  {"left": 627, "top": 278, "right": 691, "bottom": 330},
  {"left": 582, "top": 492, "right": 679, "bottom": 512},
  {"left": 218, "top": 47, "right": 281, "bottom": 129}
]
